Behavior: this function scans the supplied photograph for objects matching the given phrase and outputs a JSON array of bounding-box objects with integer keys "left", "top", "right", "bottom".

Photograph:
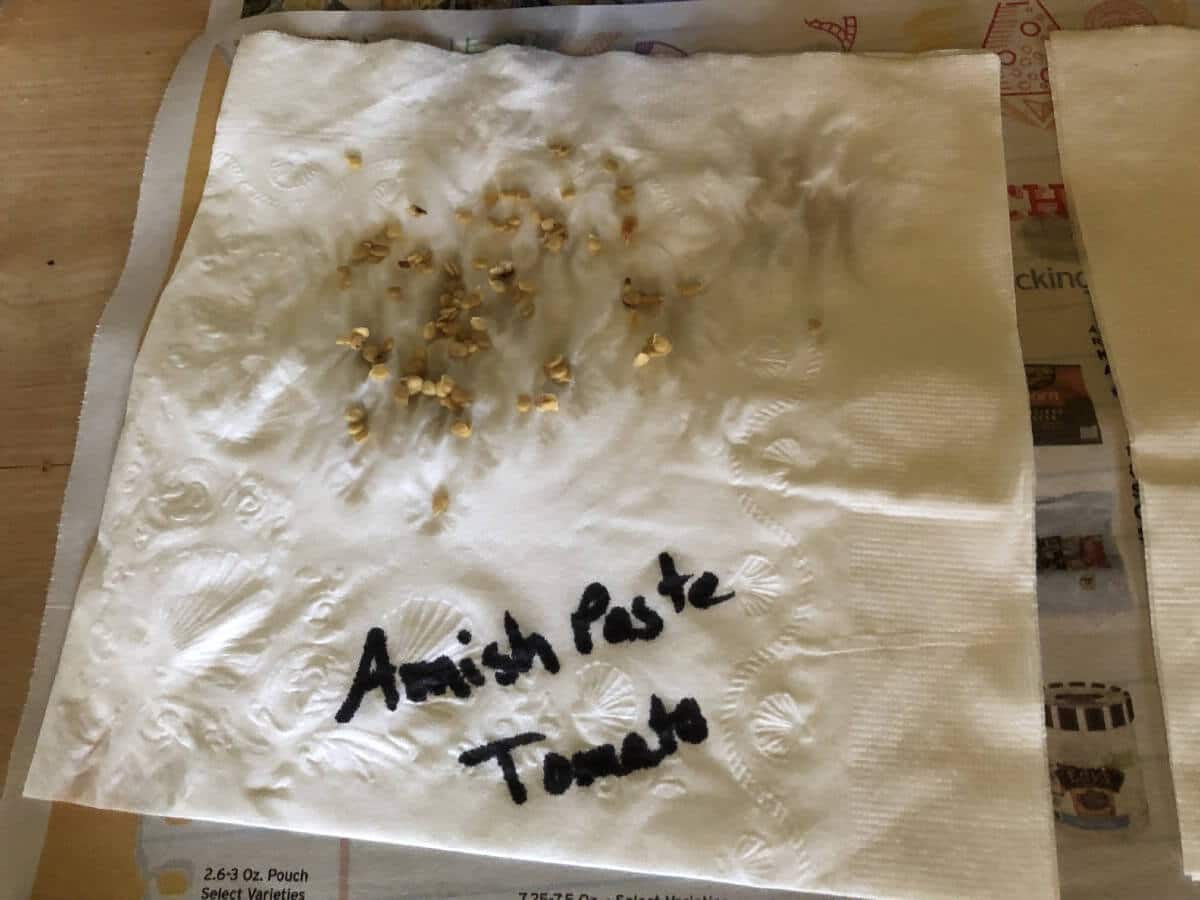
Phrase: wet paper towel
[
  {"left": 1049, "top": 24, "right": 1200, "bottom": 879},
  {"left": 24, "top": 32, "right": 1055, "bottom": 898}
]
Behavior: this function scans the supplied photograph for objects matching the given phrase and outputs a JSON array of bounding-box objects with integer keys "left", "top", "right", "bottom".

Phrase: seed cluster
[{"left": 333, "top": 144, "right": 738, "bottom": 512}]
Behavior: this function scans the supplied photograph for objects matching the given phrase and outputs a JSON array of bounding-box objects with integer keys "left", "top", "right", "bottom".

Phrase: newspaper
[{"left": 4, "top": 2, "right": 1198, "bottom": 898}]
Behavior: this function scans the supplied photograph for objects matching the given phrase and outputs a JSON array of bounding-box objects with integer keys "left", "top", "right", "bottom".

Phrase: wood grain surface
[{"left": 0, "top": 0, "right": 216, "bottom": 781}]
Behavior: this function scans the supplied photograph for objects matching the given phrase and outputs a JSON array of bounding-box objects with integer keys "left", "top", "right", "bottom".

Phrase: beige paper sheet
[{"left": 1049, "top": 23, "right": 1200, "bottom": 877}]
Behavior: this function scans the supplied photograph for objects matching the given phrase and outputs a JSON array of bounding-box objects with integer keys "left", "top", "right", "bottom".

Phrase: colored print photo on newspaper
[
  {"left": 1025, "top": 363, "right": 1103, "bottom": 446},
  {"left": 1036, "top": 491, "right": 1132, "bottom": 616}
]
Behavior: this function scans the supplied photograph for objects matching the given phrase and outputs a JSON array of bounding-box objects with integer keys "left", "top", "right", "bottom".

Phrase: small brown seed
[
  {"left": 677, "top": 280, "right": 705, "bottom": 298},
  {"left": 470, "top": 316, "right": 487, "bottom": 331},
  {"left": 351, "top": 246, "right": 370, "bottom": 263},
  {"left": 603, "top": 157, "right": 620, "bottom": 173},
  {"left": 421, "top": 380, "right": 438, "bottom": 397},
  {"left": 353, "top": 428, "right": 370, "bottom": 444},
  {"left": 561, "top": 183, "right": 576, "bottom": 200},
  {"left": 381, "top": 337, "right": 395, "bottom": 354},
  {"left": 345, "top": 150, "right": 362, "bottom": 169},
  {"left": 483, "top": 190, "right": 500, "bottom": 209},
  {"left": 548, "top": 142, "right": 573, "bottom": 159},
  {"left": 387, "top": 287, "right": 404, "bottom": 301},
  {"left": 345, "top": 404, "right": 367, "bottom": 423},
  {"left": 409, "top": 252, "right": 433, "bottom": 272},
  {"left": 586, "top": 234, "right": 603, "bottom": 255},
  {"left": 431, "top": 486, "right": 449, "bottom": 516},
  {"left": 455, "top": 209, "right": 474, "bottom": 224},
  {"left": 516, "top": 279, "right": 536, "bottom": 294},
  {"left": 650, "top": 334, "right": 673, "bottom": 356},
  {"left": 385, "top": 223, "right": 404, "bottom": 239},
  {"left": 472, "top": 258, "right": 489, "bottom": 271},
  {"left": 422, "top": 322, "right": 437, "bottom": 342},
  {"left": 369, "top": 244, "right": 390, "bottom": 258},
  {"left": 352, "top": 326, "right": 370, "bottom": 338},
  {"left": 405, "top": 375, "right": 424, "bottom": 395},
  {"left": 369, "top": 364, "right": 390, "bottom": 381},
  {"left": 616, "top": 185, "right": 636, "bottom": 202},
  {"left": 807, "top": 317, "right": 823, "bottom": 333},
  {"left": 450, "top": 386, "right": 472, "bottom": 406},
  {"left": 517, "top": 394, "right": 533, "bottom": 413},
  {"left": 444, "top": 260, "right": 461, "bottom": 278},
  {"left": 534, "top": 393, "right": 559, "bottom": 412},
  {"left": 517, "top": 299, "right": 535, "bottom": 319},
  {"left": 408, "top": 204, "right": 427, "bottom": 217},
  {"left": 633, "top": 352, "right": 651, "bottom": 368},
  {"left": 450, "top": 420, "right": 472, "bottom": 439},
  {"left": 539, "top": 218, "right": 568, "bottom": 254},
  {"left": 448, "top": 341, "right": 470, "bottom": 359},
  {"left": 507, "top": 216, "right": 522, "bottom": 229},
  {"left": 338, "top": 265, "right": 353, "bottom": 287},
  {"left": 621, "top": 216, "right": 638, "bottom": 245}
]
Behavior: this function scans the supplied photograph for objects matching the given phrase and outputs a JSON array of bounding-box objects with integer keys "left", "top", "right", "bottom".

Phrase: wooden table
[{"left": 0, "top": 0, "right": 215, "bottom": 778}]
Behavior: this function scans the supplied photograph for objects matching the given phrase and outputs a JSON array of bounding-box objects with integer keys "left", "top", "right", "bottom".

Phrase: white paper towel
[
  {"left": 1049, "top": 24, "right": 1200, "bottom": 880},
  {"left": 25, "top": 32, "right": 1056, "bottom": 898}
]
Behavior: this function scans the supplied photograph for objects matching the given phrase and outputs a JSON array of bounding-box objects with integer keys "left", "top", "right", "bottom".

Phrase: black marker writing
[
  {"left": 657, "top": 552, "right": 735, "bottom": 612},
  {"left": 481, "top": 611, "right": 560, "bottom": 685},
  {"left": 336, "top": 612, "right": 559, "bottom": 722},
  {"left": 335, "top": 627, "right": 398, "bottom": 723},
  {"left": 458, "top": 732, "right": 548, "bottom": 804},
  {"left": 335, "top": 552, "right": 734, "bottom": 725},
  {"left": 459, "top": 695, "right": 709, "bottom": 805},
  {"left": 573, "top": 553, "right": 733, "bottom": 654}
]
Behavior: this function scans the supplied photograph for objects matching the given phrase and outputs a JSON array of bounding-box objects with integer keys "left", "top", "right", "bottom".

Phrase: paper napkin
[
  {"left": 1049, "top": 25, "right": 1200, "bottom": 878},
  {"left": 26, "top": 33, "right": 1055, "bottom": 898}
]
